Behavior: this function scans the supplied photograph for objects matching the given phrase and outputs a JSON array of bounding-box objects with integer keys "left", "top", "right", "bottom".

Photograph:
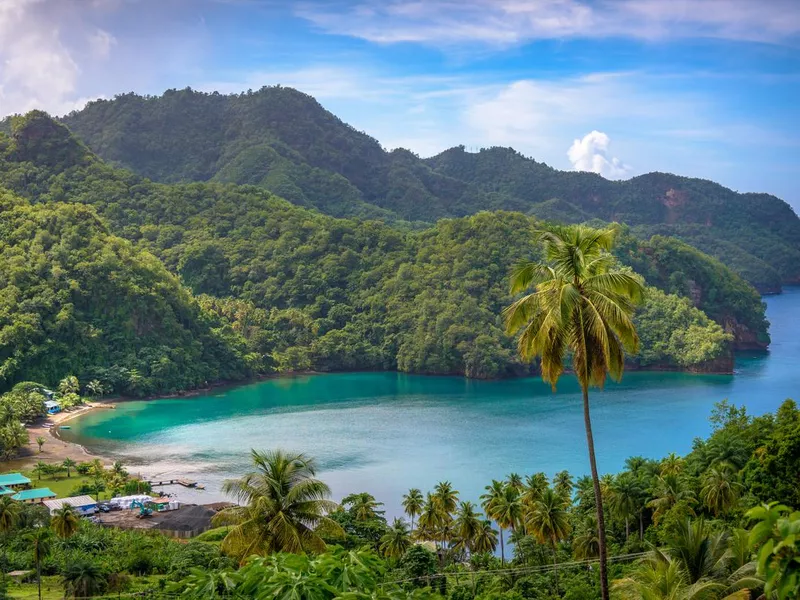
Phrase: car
[{"left": 98, "top": 504, "right": 111, "bottom": 513}]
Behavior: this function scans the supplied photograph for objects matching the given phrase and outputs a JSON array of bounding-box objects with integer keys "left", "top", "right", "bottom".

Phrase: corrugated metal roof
[{"left": 43, "top": 495, "right": 97, "bottom": 510}]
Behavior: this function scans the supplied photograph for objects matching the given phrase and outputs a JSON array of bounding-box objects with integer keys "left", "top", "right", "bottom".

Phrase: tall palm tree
[
  {"left": 62, "top": 458, "right": 76, "bottom": 478},
  {"left": 416, "top": 493, "right": 444, "bottom": 545},
  {"left": 481, "top": 480, "right": 521, "bottom": 565},
  {"left": 402, "top": 488, "right": 424, "bottom": 532},
  {"left": 453, "top": 501, "right": 483, "bottom": 556},
  {"left": 553, "top": 470, "right": 574, "bottom": 502},
  {"left": 33, "top": 461, "right": 47, "bottom": 481},
  {"left": 506, "top": 473, "right": 524, "bottom": 492},
  {"left": 609, "top": 473, "right": 647, "bottom": 541},
  {"left": 215, "top": 449, "right": 343, "bottom": 560},
  {"left": 525, "top": 487, "right": 572, "bottom": 594},
  {"left": 380, "top": 518, "right": 412, "bottom": 560},
  {"left": 0, "top": 497, "right": 21, "bottom": 587},
  {"left": 471, "top": 520, "right": 498, "bottom": 555},
  {"left": 504, "top": 224, "right": 643, "bottom": 600},
  {"left": 701, "top": 465, "right": 742, "bottom": 517},
  {"left": 85, "top": 379, "right": 105, "bottom": 400},
  {"left": 522, "top": 472, "right": 548, "bottom": 507},
  {"left": 23, "top": 527, "right": 52, "bottom": 600},
  {"left": 62, "top": 560, "right": 107, "bottom": 598},
  {"left": 432, "top": 481, "right": 459, "bottom": 516},
  {"left": 52, "top": 505, "right": 80, "bottom": 539}
]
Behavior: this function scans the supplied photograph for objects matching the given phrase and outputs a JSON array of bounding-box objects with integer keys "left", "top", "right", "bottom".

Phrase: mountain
[
  {"left": 0, "top": 111, "right": 768, "bottom": 393},
  {"left": 0, "top": 190, "right": 256, "bottom": 396},
  {"left": 49, "top": 86, "right": 800, "bottom": 293}
]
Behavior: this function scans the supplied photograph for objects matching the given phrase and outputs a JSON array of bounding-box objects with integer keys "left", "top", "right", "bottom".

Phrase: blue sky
[{"left": 1, "top": 0, "right": 798, "bottom": 208}]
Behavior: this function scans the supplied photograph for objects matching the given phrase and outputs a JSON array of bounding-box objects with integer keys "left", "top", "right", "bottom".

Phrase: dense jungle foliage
[
  {"left": 35, "top": 86, "right": 800, "bottom": 292},
  {"left": 1, "top": 400, "right": 798, "bottom": 599},
  {"left": 0, "top": 112, "right": 769, "bottom": 395}
]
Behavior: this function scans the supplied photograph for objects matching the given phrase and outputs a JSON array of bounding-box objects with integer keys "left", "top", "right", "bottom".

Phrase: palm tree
[
  {"left": 648, "top": 474, "right": 697, "bottom": 524},
  {"left": 380, "top": 518, "right": 412, "bottom": 560},
  {"left": 525, "top": 487, "right": 572, "bottom": 594},
  {"left": 62, "top": 458, "right": 76, "bottom": 478},
  {"left": 62, "top": 559, "right": 107, "bottom": 598},
  {"left": 453, "top": 501, "right": 483, "bottom": 556},
  {"left": 58, "top": 375, "right": 79, "bottom": 396},
  {"left": 52, "top": 505, "right": 80, "bottom": 539},
  {"left": 481, "top": 480, "right": 521, "bottom": 565},
  {"left": 85, "top": 379, "right": 105, "bottom": 400},
  {"left": 23, "top": 527, "right": 52, "bottom": 600},
  {"left": 666, "top": 518, "right": 728, "bottom": 584},
  {"left": 506, "top": 473, "right": 524, "bottom": 492},
  {"left": 471, "top": 520, "right": 498, "bottom": 555},
  {"left": 573, "top": 515, "right": 600, "bottom": 560},
  {"left": 89, "top": 458, "right": 105, "bottom": 479},
  {"left": 553, "top": 470, "right": 574, "bottom": 502},
  {"left": 110, "top": 460, "right": 128, "bottom": 479},
  {"left": 661, "top": 452, "right": 685, "bottom": 476},
  {"left": 433, "top": 481, "right": 459, "bottom": 516},
  {"left": 402, "top": 488, "right": 424, "bottom": 532},
  {"left": 503, "top": 224, "right": 643, "bottom": 600},
  {"left": 214, "top": 449, "right": 343, "bottom": 560},
  {"left": 613, "top": 553, "right": 728, "bottom": 600},
  {"left": 341, "top": 492, "right": 383, "bottom": 521},
  {"left": 609, "top": 472, "right": 647, "bottom": 541},
  {"left": 522, "top": 472, "right": 548, "bottom": 506},
  {"left": 36, "top": 436, "right": 45, "bottom": 452},
  {"left": 701, "top": 465, "right": 742, "bottom": 517},
  {"left": 33, "top": 461, "right": 47, "bottom": 481},
  {"left": 0, "top": 497, "right": 21, "bottom": 588},
  {"left": 416, "top": 493, "right": 445, "bottom": 546}
]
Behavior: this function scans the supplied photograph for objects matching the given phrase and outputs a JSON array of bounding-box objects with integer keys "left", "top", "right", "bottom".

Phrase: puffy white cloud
[{"left": 567, "top": 131, "right": 631, "bottom": 178}]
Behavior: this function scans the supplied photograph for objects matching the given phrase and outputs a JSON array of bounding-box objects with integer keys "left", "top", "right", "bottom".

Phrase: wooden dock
[{"left": 145, "top": 478, "right": 200, "bottom": 488}]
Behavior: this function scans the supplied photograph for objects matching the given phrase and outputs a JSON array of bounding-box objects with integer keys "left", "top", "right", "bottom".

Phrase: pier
[{"left": 145, "top": 478, "right": 204, "bottom": 489}]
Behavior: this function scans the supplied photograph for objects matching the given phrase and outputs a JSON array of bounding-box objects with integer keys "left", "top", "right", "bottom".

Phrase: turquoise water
[{"left": 62, "top": 288, "right": 800, "bottom": 514}]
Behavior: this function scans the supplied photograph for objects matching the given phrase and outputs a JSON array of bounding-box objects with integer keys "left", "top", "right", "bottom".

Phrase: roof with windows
[
  {"left": 0, "top": 473, "right": 31, "bottom": 486},
  {"left": 12, "top": 488, "right": 56, "bottom": 501}
]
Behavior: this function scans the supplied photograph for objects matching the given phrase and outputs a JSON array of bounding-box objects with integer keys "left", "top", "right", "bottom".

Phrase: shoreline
[{"left": 3, "top": 361, "right": 750, "bottom": 473}]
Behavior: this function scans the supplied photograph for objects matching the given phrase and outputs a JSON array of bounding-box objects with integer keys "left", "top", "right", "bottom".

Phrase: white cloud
[
  {"left": 567, "top": 131, "right": 631, "bottom": 178},
  {"left": 296, "top": 0, "right": 800, "bottom": 47},
  {"left": 89, "top": 28, "right": 116, "bottom": 59}
]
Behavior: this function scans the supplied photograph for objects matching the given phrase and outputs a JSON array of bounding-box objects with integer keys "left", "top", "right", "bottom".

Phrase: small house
[
  {"left": 12, "top": 488, "right": 56, "bottom": 503},
  {"left": 43, "top": 495, "right": 98, "bottom": 516},
  {"left": 0, "top": 473, "right": 31, "bottom": 490},
  {"left": 44, "top": 400, "right": 61, "bottom": 415}
]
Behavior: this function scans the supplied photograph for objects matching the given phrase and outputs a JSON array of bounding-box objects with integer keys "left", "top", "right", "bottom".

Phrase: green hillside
[
  {"left": 51, "top": 86, "right": 800, "bottom": 292},
  {"left": 0, "top": 111, "right": 770, "bottom": 392}
]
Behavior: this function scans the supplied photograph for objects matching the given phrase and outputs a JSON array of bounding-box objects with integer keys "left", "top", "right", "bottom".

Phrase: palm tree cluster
[{"left": 400, "top": 482, "right": 499, "bottom": 564}]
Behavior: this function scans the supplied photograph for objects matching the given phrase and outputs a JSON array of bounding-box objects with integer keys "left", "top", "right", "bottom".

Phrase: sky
[{"left": 1, "top": 0, "right": 799, "bottom": 208}]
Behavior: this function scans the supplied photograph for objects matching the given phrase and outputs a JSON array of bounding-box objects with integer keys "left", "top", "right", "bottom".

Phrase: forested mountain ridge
[
  {"left": 43, "top": 86, "right": 800, "bottom": 292},
  {"left": 0, "top": 111, "right": 769, "bottom": 394}
]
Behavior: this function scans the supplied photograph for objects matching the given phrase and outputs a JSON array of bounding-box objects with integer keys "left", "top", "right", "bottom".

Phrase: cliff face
[{"left": 725, "top": 318, "right": 770, "bottom": 351}]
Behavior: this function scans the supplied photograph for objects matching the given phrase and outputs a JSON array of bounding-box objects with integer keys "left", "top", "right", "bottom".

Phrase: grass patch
[{"left": 18, "top": 470, "right": 112, "bottom": 501}]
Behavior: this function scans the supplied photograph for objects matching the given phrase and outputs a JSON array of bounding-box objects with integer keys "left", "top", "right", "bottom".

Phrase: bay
[{"left": 61, "top": 287, "right": 800, "bottom": 515}]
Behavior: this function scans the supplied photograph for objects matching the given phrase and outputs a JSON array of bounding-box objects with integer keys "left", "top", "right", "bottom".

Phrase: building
[
  {"left": 44, "top": 400, "right": 61, "bottom": 415},
  {"left": 12, "top": 488, "right": 56, "bottom": 503},
  {"left": 0, "top": 473, "right": 31, "bottom": 490},
  {"left": 43, "top": 495, "right": 98, "bottom": 516}
]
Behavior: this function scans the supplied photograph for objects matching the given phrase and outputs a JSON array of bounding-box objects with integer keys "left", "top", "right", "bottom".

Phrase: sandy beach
[{"left": 5, "top": 401, "right": 115, "bottom": 472}]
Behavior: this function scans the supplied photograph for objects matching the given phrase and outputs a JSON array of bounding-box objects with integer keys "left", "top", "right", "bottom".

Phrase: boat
[{"left": 59, "top": 426, "right": 71, "bottom": 430}]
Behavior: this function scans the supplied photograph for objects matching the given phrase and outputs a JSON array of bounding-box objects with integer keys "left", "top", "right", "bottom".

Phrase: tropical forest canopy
[
  {"left": 0, "top": 111, "right": 773, "bottom": 395},
  {"left": 27, "top": 85, "right": 800, "bottom": 294}
]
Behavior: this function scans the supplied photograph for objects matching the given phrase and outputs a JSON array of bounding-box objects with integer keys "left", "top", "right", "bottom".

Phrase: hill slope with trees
[
  {"left": 43, "top": 86, "right": 800, "bottom": 292},
  {"left": 0, "top": 111, "right": 770, "bottom": 393}
]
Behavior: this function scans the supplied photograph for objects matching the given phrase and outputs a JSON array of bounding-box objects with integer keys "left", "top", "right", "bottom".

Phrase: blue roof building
[
  {"left": 12, "top": 488, "right": 56, "bottom": 503},
  {"left": 0, "top": 473, "right": 31, "bottom": 488}
]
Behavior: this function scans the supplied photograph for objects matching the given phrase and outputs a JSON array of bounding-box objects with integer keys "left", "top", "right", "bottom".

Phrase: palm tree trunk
[
  {"left": 582, "top": 385, "right": 609, "bottom": 600},
  {"left": 37, "top": 559, "right": 42, "bottom": 600},
  {"left": 552, "top": 543, "right": 559, "bottom": 596},
  {"left": 639, "top": 512, "right": 644, "bottom": 541},
  {"left": 625, "top": 517, "right": 630, "bottom": 541},
  {"left": 499, "top": 528, "right": 505, "bottom": 565}
]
